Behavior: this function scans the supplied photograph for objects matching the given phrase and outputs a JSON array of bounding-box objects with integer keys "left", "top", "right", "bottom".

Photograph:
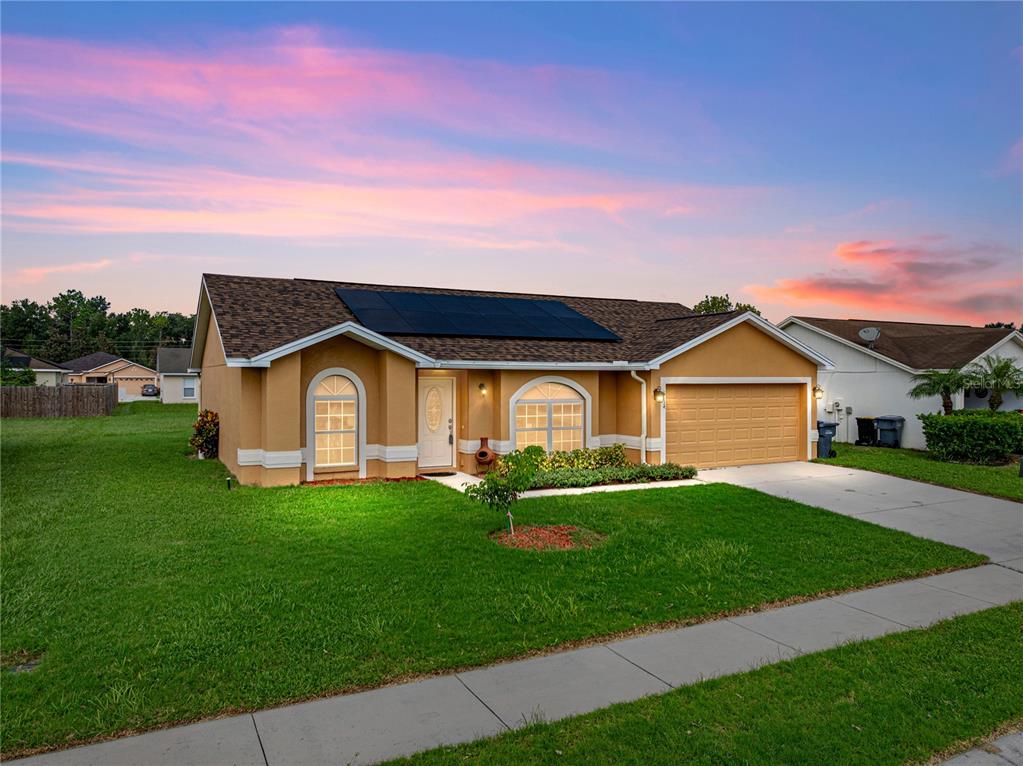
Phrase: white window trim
[
  {"left": 508, "top": 376, "right": 595, "bottom": 453},
  {"left": 657, "top": 376, "right": 814, "bottom": 465},
  {"left": 305, "top": 368, "right": 368, "bottom": 481}
]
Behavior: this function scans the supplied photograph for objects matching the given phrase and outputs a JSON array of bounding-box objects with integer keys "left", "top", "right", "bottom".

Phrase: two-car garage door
[{"left": 664, "top": 383, "right": 803, "bottom": 468}]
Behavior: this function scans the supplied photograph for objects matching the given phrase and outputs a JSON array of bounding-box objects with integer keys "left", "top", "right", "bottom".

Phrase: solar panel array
[{"left": 335, "top": 288, "right": 621, "bottom": 341}]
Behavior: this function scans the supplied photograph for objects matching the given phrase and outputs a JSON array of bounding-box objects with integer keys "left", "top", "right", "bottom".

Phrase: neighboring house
[
  {"left": 156, "top": 347, "right": 200, "bottom": 404},
  {"left": 1, "top": 347, "right": 68, "bottom": 386},
  {"left": 191, "top": 274, "right": 833, "bottom": 487},
  {"left": 779, "top": 317, "right": 1023, "bottom": 449},
  {"left": 63, "top": 351, "right": 159, "bottom": 402}
]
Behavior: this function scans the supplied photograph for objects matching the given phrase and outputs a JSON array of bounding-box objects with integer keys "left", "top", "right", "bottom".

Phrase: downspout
[{"left": 630, "top": 370, "right": 647, "bottom": 464}]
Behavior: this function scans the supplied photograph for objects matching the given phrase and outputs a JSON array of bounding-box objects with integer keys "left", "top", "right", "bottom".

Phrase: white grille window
[
  {"left": 514, "top": 382, "right": 584, "bottom": 452},
  {"left": 313, "top": 375, "right": 358, "bottom": 468}
]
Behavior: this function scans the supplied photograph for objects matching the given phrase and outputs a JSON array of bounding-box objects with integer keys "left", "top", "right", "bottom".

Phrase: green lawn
[
  {"left": 392, "top": 604, "right": 1023, "bottom": 766},
  {"left": 819, "top": 443, "right": 1023, "bottom": 502},
  {"left": 0, "top": 404, "right": 983, "bottom": 755}
]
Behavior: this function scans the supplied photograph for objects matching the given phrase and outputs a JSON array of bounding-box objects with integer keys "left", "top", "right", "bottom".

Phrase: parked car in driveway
[{"left": 141, "top": 384, "right": 160, "bottom": 397}]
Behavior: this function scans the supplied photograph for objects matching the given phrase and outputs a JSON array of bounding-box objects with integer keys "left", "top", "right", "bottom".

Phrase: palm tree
[
  {"left": 907, "top": 368, "right": 970, "bottom": 415},
  {"left": 966, "top": 354, "right": 1023, "bottom": 411}
]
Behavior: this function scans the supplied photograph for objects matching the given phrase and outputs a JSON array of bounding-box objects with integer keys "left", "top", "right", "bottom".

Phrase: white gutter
[{"left": 630, "top": 370, "right": 647, "bottom": 464}]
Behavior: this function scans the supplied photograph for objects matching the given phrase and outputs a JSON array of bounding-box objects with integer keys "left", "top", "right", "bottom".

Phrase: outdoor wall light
[
  {"left": 478, "top": 382, "right": 488, "bottom": 396},
  {"left": 653, "top": 386, "right": 665, "bottom": 403},
  {"left": 813, "top": 384, "right": 824, "bottom": 400}
]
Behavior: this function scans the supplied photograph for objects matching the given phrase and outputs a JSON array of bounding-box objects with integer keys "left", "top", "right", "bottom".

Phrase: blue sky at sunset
[{"left": 2, "top": 2, "right": 1020, "bottom": 323}]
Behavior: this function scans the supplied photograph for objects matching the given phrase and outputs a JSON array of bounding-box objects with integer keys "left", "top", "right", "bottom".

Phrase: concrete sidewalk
[
  {"left": 14, "top": 564, "right": 1022, "bottom": 766},
  {"left": 943, "top": 731, "right": 1023, "bottom": 765}
]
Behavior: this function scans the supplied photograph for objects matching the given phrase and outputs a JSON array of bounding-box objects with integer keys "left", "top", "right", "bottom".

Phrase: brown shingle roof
[
  {"left": 203, "top": 273, "right": 744, "bottom": 364},
  {"left": 2, "top": 347, "right": 67, "bottom": 371},
  {"left": 792, "top": 317, "right": 1019, "bottom": 370},
  {"left": 60, "top": 351, "right": 122, "bottom": 373}
]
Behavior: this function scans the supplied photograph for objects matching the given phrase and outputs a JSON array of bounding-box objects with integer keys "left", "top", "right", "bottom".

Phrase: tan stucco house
[
  {"left": 156, "top": 347, "right": 200, "bottom": 404},
  {"left": 191, "top": 274, "right": 833, "bottom": 487},
  {"left": 64, "top": 352, "right": 158, "bottom": 401}
]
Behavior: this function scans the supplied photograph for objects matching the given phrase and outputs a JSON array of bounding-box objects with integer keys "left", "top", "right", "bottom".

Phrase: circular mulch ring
[{"left": 491, "top": 525, "right": 606, "bottom": 551}]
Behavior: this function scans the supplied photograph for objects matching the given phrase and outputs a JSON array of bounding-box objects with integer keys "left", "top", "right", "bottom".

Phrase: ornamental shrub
[
  {"left": 189, "top": 409, "right": 220, "bottom": 458},
  {"left": 947, "top": 410, "right": 1023, "bottom": 453},
  {"left": 530, "top": 462, "right": 697, "bottom": 490},
  {"left": 918, "top": 412, "right": 1021, "bottom": 465}
]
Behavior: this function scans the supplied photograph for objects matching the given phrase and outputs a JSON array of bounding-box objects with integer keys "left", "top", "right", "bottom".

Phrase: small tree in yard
[
  {"left": 464, "top": 446, "right": 543, "bottom": 535},
  {"left": 967, "top": 354, "right": 1023, "bottom": 412},
  {"left": 907, "top": 368, "right": 970, "bottom": 416}
]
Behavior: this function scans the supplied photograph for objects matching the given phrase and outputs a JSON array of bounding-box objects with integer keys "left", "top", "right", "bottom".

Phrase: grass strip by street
[
  {"left": 0, "top": 404, "right": 983, "bottom": 755},
  {"left": 818, "top": 443, "right": 1022, "bottom": 502},
  {"left": 391, "top": 604, "right": 1023, "bottom": 766}
]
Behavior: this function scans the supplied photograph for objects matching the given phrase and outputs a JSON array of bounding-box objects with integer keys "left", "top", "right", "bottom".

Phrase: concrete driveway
[{"left": 703, "top": 462, "right": 1023, "bottom": 569}]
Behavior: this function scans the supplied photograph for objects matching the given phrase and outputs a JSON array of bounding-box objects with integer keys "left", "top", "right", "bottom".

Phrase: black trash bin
[
  {"left": 817, "top": 420, "right": 839, "bottom": 458},
  {"left": 875, "top": 415, "right": 905, "bottom": 448},
  {"left": 855, "top": 417, "right": 877, "bottom": 446}
]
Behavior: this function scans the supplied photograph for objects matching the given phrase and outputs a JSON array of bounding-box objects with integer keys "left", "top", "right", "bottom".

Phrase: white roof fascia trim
[
  {"left": 225, "top": 322, "right": 434, "bottom": 368},
  {"left": 648, "top": 313, "right": 834, "bottom": 370},
  {"left": 191, "top": 278, "right": 225, "bottom": 370},
  {"left": 961, "top": 331, "right": 1023, "bottom": 369},
  {"left": 426, "top": 359, "right": 647, "bottom": 371},
  {"left": 777, "top": 316, "right": 916, "bottom": 374}
]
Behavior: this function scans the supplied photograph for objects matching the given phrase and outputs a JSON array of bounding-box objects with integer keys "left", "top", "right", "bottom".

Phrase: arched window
[
  {"left": 514, "top": 381, "right": 584, "bottom": 452},
  {"left": 313, "top": 374, "right": 358, "bottom": 468}
]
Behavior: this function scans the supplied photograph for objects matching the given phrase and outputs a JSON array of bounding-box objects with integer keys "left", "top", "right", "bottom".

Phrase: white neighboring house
[
  {"left": 156, "top": 347, "right": 200, "bottom": 404},
  {"left": 779, "top": 317, "right": 1023, "bottom": 450},
  {"left": 2, "top": 347, "right": 69, "bottom": 386}
]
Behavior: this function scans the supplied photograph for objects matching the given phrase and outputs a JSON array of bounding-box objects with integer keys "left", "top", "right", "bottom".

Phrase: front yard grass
[
  {"left": 0, "top": 403, "right": 983, "bottom": 755},
  {"left": 392, "top": 604, "right": 1023, "bottom": 766},
  {"left": 819, "top": 443, "right": 1023, "bottom": 502}
]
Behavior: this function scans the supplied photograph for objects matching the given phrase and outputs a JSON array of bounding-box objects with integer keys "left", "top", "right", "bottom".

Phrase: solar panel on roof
[{"left": 335, "top": 288, "right": 621, "bottom": 341}]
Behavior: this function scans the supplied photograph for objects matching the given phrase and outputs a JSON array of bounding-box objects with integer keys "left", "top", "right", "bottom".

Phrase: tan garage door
[{"left": 665, "top": 383, "right": 803, "bottom": 468}]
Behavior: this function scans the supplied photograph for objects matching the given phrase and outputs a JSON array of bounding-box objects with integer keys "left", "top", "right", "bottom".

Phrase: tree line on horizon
[
  {"left": 0, "top": 289, "right": 1016, "bottom": 372},
  {"left": 0, "top": 290, "right": 194, "bottom": 369}
]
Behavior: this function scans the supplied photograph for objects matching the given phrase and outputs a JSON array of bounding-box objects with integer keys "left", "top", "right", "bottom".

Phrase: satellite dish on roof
[{"left": 858, "top": 327, "right": 881, "bottom": 347}]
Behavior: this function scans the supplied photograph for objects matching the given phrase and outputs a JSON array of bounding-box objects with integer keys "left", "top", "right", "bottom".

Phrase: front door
[{"left": 417, "top": 378, "right": 455, "bottom": 468}]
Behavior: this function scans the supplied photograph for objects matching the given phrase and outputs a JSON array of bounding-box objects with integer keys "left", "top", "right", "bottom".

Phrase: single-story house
[
  {"left": 191, "top": 274, "right": 833, "bottom": 487},
  {"left": 779, "top": 317, "right": 1023, "bottom": 449},
  {"left": 63, "top": 352, "right": 158, "bottom": 401},
  {"left": 1, "top": 347, "right": 68, "bottom": 386},
  {"left": 156, "top": 347, "right": 200, "bottom": 404}
]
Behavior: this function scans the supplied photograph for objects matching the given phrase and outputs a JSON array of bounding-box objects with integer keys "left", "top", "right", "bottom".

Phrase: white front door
[{"left": 417, "top": 378, "right": 455, "bottom": 468}]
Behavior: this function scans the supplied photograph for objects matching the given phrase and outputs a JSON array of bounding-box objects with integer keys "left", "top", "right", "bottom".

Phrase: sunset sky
[{"left": 2, "top": 2, "right": 1021, "bottom": 323}]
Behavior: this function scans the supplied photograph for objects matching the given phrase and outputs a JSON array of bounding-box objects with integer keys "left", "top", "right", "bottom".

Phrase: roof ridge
[
  {"left": 794, "top": 316, "right": 981, "bottom": 330},
  {"left": 203, "top": 272, "right": 690, "bottom": 309}
]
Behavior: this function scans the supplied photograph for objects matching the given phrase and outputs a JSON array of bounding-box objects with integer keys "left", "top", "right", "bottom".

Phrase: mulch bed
[
  {"left": 491, "top": 525, "right": 605, "bottom": 551},
  {"left": 304, "top": 476, "right": 427, "bottom": 487}
]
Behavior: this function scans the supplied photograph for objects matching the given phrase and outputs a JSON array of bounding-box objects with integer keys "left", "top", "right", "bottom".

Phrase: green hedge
[
  {"left": 535, "top": 443, "right": 630, "bottom": 470},
  {"left": 530, "top": 462, "right": 697, "bottom": 490},
  {"left": 919, "top": 411, "right": 1022, "bottom": 464}
]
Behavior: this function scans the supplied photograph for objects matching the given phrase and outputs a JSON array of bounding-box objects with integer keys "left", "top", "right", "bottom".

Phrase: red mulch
[
  {"left": 304, "top": 476, "right": 427, "bottom": 487},
  {"left": 491, "top": 525, "right": 604, "bottom": 551}
]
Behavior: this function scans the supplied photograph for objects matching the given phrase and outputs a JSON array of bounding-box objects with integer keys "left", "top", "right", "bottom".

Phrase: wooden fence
[{"left": 1, "top": 384, "right": 119, "bottom": 418}]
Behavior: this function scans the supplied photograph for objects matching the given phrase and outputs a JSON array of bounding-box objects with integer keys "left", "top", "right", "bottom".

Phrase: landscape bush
[
  {"left": 530, "top": 462, "right": 697, "bottom": 490},
  {"left": 947, "top": 409, "right": 1023, "bottom": 453},
  {"left": 919, "top": 411, "right": 1021, "bottom": 465},
  {"left": 537, "top": 443, "right": 629, "bottom": 470},
  {"left": 189, "top": 409, "right": 220, "bottom": 458}
]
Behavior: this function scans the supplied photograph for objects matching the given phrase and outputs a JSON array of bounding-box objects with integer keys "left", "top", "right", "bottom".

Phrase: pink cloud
[
  {"left": 749, "top": 236, "right": 1022, "bottom": 324},
  {"left": 7, "top": 258, "right": 114, "bottom": 286}
]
